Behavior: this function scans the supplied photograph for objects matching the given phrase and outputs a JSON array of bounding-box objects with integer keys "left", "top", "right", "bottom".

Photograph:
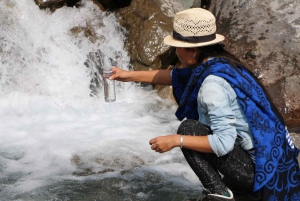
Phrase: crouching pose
[{"left": 110, "top": 8, "right": 300, "bottom": 201}]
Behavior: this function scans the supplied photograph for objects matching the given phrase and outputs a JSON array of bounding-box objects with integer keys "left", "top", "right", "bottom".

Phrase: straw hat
[{"left": 164, "top": 8, "right": 225, "bottom": 47}]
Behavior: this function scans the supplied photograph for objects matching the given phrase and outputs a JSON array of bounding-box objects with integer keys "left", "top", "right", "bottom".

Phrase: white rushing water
[{"left": 0, "top": 0, "right": 201, "bottom": 200}]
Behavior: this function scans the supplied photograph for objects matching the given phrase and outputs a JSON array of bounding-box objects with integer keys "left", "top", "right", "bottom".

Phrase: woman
[{"left": 110, "top": 8, "right": 300, "bottom": 201}]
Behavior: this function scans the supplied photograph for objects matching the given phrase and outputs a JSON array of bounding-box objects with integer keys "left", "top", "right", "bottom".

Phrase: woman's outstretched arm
[{"left": 110, "top": 67, "right": 172, "bottom": 85}]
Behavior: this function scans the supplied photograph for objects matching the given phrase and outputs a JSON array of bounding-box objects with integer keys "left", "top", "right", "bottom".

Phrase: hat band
[{"left": 173, "top": 31, "right": 216, "bottom": 43}]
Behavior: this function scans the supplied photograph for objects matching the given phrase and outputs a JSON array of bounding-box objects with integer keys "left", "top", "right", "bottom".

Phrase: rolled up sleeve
[{"left": 198, "top": 80, "right": 237, "bottom": 156}]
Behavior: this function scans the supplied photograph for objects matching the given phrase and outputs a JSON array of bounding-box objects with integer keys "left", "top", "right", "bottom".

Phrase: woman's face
[{"left": 175, "top": 47, "right": 199, "bottom": 67}]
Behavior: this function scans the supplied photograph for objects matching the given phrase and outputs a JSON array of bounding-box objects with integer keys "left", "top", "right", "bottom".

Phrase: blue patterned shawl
[{"left": 172, "top": 58, "right": 300, "bottom": 199}]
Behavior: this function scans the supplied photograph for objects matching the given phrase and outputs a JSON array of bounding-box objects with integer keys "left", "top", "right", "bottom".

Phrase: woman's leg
[
  {"left": 208, "top": 146, "right": 255, "bottom": 193},
  {"left": 177, "top": 119, "right": 254, "bottom": 195}
]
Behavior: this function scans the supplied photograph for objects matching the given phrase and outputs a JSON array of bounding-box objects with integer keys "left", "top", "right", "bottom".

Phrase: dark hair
[{"left": 197, "top": 44, "right": 244, "bottom": 68}]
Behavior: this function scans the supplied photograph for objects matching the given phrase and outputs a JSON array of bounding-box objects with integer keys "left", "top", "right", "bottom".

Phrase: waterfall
[{"left": 0, "top": 0, "right": 201, "bottom": 200}]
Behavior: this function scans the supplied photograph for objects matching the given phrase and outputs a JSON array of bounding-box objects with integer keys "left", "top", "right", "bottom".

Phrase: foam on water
[{"left": 0, "top": 0, "right": 201, "bottom": 200}]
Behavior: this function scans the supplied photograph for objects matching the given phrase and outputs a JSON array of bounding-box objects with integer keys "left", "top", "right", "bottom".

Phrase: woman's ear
[{"left": 192, "top": 48, "right": 200, "bottom": 58}]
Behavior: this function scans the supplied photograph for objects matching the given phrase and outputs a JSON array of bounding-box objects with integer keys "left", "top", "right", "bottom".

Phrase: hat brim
[{"left": 164, "top": 34, "right": 225, "bottom": 48}]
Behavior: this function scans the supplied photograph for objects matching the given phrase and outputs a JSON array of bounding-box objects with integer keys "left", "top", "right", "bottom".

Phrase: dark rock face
[
  {"left": 34, "top": 0, "right": 130, "bottom": 11},
  {"left": 95, "top": 0, "right": 131, "bottom": 10},
  {"left": 117, "top": 0, "right": 173, "bottom": 71},
  {"left": 213, "top": 0, "right": 300, "bottom": 131},
  {"left": 117, "top": 0, "right": 200, "bottom": 72},
  {"left": 35, "top": 0, "right": 81, "bottom": 10}
]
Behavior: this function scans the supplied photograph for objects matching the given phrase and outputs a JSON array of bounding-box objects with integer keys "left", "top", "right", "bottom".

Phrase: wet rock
[
  {"left": 84, "top": 50, "right": 105, "bottom": 97},
  {"left": 117, "top": 0, "right": 171, "bottom": 71},
  {"left": 94, "top": 0, "right": 131, "bottom": 10},
  {"left": 34, "top": 0, "right": 81, "bottom": 10},
  {"left": 117, "top": 0, "right": 198, "bottom": 71}
]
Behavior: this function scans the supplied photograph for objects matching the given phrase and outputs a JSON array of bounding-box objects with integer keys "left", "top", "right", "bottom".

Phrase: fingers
[
  {"left": 152, "top": 144, "right": 163, "bottom": 153},
  {"left": 149, "top": 138, "right": 164, "bottom": 153},
  {"left": 109, "top": 73, "right": 116, "bottom": 80},
  {"left": 149, "top": 138, "right": 156, "bottom": 145},
  {"left": 150, "top": 143, "right": 157, "bottom": 150},
  {"left": 111, "top": 67, "right": 118, "bottom": 73},
  {"left": 109, "top": 67, "right": 118, "bottom": 80},
  {"left": 149, "top": 138, "right": 158, "bottom": 150},
  {"left": 109, "top": 67, "right": 129, "bottom": 81}
]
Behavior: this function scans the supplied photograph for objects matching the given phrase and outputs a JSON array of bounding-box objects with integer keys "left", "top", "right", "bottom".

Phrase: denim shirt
[{"left": 198, "top": 75, "right": 254, "bottom": 156}]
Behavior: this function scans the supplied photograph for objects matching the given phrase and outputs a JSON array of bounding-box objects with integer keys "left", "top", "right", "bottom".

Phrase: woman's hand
[
  {"left": 109, "top": 67, "right": 131, "bottom": 82},
  {"left": 149, "top": 135, "right": 180, "bottom": 153}
]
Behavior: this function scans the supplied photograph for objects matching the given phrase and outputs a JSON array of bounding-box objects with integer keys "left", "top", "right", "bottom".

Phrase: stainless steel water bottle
[{"left": 103, "top": 68, "right": 116, "bottom": 102}]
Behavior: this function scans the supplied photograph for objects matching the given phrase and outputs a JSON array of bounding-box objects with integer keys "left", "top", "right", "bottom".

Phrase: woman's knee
[{"left": 177, "top": 119, "right": 211, "bottom": 136}]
